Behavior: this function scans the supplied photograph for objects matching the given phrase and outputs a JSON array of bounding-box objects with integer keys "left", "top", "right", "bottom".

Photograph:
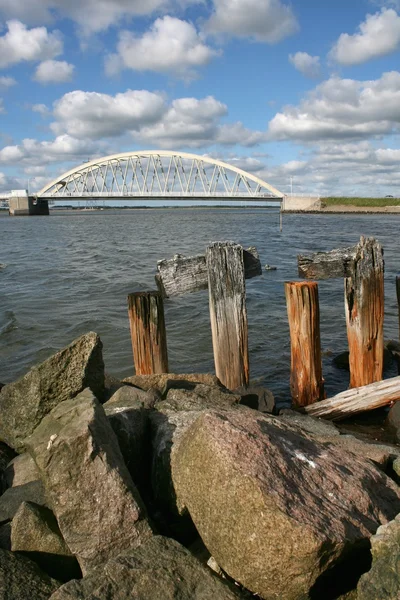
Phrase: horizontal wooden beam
[
  {"left": 298, "top": 245, "right": 357, "bottom": 280},
  {"left": 304, "top": 375, "right": 400, "bottom": 421},
  {"left": 156, "top": 246, "right": 261, "bottom": 298}
]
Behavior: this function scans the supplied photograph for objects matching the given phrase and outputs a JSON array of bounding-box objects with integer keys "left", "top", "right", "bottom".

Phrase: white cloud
[
  {"left": 51, "top": 89, "right": 166, "bottom": 139},
  {"left": 0, "top": 20, "right": 62, "bottom": 69},
  {"left": 0, "top": 0, "right": 198, "bottom": 34},
  {"left": 0, "top": 134, "right": 105, "bottom": 165},
  {"left": 215, "top": 123, "right": 266, "bottom": 146},
  {"left": 0, "top": 75, "right": 16, "bottom": 88},
  {"left": 268, "top": 71, "right": 400, "bottom": 142},
  {"left": 206, "top": 0, "right": 298, "bottom": 43},
  {"left": 289, "top": 52, "right": 321, "bottom": 78},
  {"left": 34, "top": 59, "right": 74, "bottom": 83},
  {"left": 106, "top": 17, "right": 218, "bottom": 78},
  {"left": 330, "top": 8, "right": 400, "bottom": 65},
  {"left": 32, "top": 103, "right": 50, "bottom": 115},
  {"left": 0, "top": 99, "right": 4, "bottom": 113}
]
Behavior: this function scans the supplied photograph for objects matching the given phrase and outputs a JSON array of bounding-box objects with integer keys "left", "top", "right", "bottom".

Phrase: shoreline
[{"left": 283, "top": 204, "right": 400, "bottom": 214}]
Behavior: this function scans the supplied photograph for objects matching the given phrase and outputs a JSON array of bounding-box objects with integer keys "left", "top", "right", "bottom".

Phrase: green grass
[{"left": 321, "top": 197, "right": 400, "bottom": 207}]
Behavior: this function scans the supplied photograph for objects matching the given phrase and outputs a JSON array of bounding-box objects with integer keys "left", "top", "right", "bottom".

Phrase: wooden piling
[
  {"left": 127, "top": 291, "right": 169, "bottom": 375},
  {"left": 285, "top": 281, "right": 325, "bottom": 407},
  {"left": 396, "top": 274, "right": 400, "bottom": 341},
  {"left": 344, "top": 237, "right": 384, "bottom": 388},
  {"left": 206, "top": 242, "right": 249, "bottom": 390}
]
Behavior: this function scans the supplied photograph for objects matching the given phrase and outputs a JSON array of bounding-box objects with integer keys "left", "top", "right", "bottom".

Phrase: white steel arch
[{"left": 37, "top": 150, "right": 284, "bottom": 199}]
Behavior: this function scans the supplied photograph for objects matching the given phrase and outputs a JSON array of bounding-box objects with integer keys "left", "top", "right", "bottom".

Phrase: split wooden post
[
  {"left": 206, "top": 242, "right": 249, "bottom": 390},
  {"left": 285, "top": 281, "right": 325, "bottom": 407},
  {"left": 344, "top": 237, "right": 384, "bottom": 388},
  {"left": 298, "top": 236, "right": 384, "bottom": 389},
  {"left": 396, "top": 274, "right": 400, "bottom": 341},
  {"left": 127, "top": 291, "right": 169, "bottom": 375}
]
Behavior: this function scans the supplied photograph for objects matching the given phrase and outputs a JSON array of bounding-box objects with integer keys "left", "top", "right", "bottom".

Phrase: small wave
[
  {"left": 0, "top": 310, "right": 17, "bottom": 336},
  {"left": 0, "top": 263, "right": 6, "bottom": 270}
]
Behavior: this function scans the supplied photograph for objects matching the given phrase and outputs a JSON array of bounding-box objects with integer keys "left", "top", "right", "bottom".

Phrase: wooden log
[
  {"left": 206, "top": 242, "right": 249, "bottom": 390},
  {"left": 396, "top": 274, "right": 400, "bottom": 341},
  {"left": 285, "top": 281, "right": 325, "bottom": 407},
  {"left": 156, "top": 247, "right": 261, "bottom": 298},
  {"left": 345, "top": 237, "right": 384, "bottom": 388},
  {"left": 127, "top": 291, "right": 168, "bottom": 375},
  {"left": 298, "top": 245, "right": 357, "bottom": 279},
  {"left": 305, "top": 375, "right": 400, "bottom": 421}
]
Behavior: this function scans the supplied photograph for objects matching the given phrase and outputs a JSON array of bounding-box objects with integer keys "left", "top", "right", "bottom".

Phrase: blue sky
[{"left": 1, "top": 0, "right": 400, "bottom": 197}]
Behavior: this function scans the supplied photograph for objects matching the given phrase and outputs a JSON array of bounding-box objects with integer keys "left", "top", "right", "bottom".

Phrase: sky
[{"left": 1, "top": 0, "right": 400, "bottom": 198}]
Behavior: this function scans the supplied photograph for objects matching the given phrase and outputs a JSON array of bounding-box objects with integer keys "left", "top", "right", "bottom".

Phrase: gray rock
[
  {"left": 0, "top": 442, "right": 16, "bottom": 493},
  {"left": 324, "top": 434, "right": 400, "bottom": 470},
  {"left": 123, "top": 373, "right": 224, "bottom": 394},
  {"left": 0, "top": 548, "right": 60, "bottom": 600},
  {"left": 11, "top": 502, "right": 80, "bottom": 582},
  {"left": 26, "top": 388, "right": 153, "bottom": 574},
  {"left": 172, "top": 409, "right": 400, "bottom": 600},
  {"left": 48, "top": 536, "right": 243, "bottom": 600},
  {"left": 358, "top": 513, "right": 400, "bottom": 599},
  {"left": 3, "top": 453, "right": 40, "bottom": 489},
  {"left": 234, "top": 385, "right": 275, "bottom": 414},
  {"left": 0, "top": 480, "right": 49, "bottom": 524},
  {"left": 104, "top": 397, "right": 151, "bottom": 495},
  {"left": 103, "top": 373, "right": 124, "bottom": 401},
  {"left": 279, "top": 408, "right": 341, "bottom": 437},
  {"left": 393, "top": 457, "right": 400, "bottom": 477},
  {"left": 156, "top": 383, "right": 240, "bottom": 412},
  {"left": 0, "top": 332, "right": 105, "bottom": 451},
  {"left": 387, "top": 401, "right": 400, "bottom": 432},
  {"left": 105, "top": 384, "right": 158, "bottom": 409}
]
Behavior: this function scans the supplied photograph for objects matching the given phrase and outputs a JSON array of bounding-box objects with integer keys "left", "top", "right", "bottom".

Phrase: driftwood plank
[
  {"left": 285, "top": 281, "right": 325, "bottom": 407},
  {"left": 206, "top": 242, "right": 249, "bottom": 390},
  {"left": 305, "top": 375, "right": 400, "bottom": 421},
  {"left": 298, "top": 246, "right": 357, "bottom": 280},
  {"left": 345, "top": 237, "right": 384, "bottom": 388},
  {"left": 127, "top": 291, "right": 169, "bottom": 375},
  {"left": 156, "top": 247, "right": 261, "bottom": 298}
]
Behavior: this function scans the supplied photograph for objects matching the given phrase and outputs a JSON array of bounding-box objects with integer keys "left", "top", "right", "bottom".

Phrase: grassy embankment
[{"left": 321, "top": 197, "right": 400, "bottom": 207}]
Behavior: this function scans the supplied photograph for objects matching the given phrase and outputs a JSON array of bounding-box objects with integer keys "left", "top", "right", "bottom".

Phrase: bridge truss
[{"left": 37, "top": 151, "right": 283, "bottom": 200}]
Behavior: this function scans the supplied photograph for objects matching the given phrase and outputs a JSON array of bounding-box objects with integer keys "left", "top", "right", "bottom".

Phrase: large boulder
[
  {"left": 11, "top": 502, "right": 81, "bottom": 582},
  {"left": 0, "top": 548, "right": 60, "bottom": 599},
  {"left": 357, "top": 513, "right": 400, "bottom": 600},
  {"left": 26, "top": 388, "right": 153, "bottom": 574},
  {"left": 0, "top": 332, "right": 105, "bottom": 451},
  {"left": 105, "top": 384, "right": 159, "bottom": 409},
  {"left": 156, "top": 383, "right": 240, "bottom": 412},
  {"left": 0, "top": 480, "right": 49, "bottom": 524},
  {"left": 48, "top": 536, "right": 243, "bottom": 600},
  {"left": 172, "top": 410, "right": 400, "bottom": 600},
  {"left": 123, "top": 373, "right": 225, "bottom": 394}
]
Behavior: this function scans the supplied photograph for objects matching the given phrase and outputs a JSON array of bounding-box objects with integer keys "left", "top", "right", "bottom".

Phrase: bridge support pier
[{"left": 9, "top": 196, "right": 49, "bottom": 216}]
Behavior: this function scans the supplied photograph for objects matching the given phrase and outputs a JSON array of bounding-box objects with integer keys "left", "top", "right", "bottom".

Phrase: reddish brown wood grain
[{"left": 285, "top": 281, "right": 325, "bottom": 407}]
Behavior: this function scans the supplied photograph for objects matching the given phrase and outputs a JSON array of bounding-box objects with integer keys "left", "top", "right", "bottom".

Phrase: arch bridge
[{"left": 37, "top": 151, "right": 283, "bottom": 201}]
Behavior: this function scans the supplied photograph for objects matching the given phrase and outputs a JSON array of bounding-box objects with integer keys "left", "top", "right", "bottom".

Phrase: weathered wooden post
[
  {"left": 206, "top": 242, "right": 249, "bottom": 390},
  {"left": 396, "top": 274, "right": 400, "bottom": 340},
  {"left": 344, "top": 237, "right": 384, "bottom": 388},
  {"left": 298, "top": 236, "right": 384, "bottom": 389},
  {"left": 127, "top": 291, "right": 169, "bottom": 375},
  {"left": 285, "top": 281, "right": 325, "bottom": 407}
]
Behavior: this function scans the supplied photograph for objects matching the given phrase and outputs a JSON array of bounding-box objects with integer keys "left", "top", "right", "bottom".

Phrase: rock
[
  {"left": 0, "top": 548, "right": 60, "bottom": 599},
  {"left": 393, "top": 457, "right": 400, "bottom": 477},
  {"left": 358, "top": 513, "right": 400, "bottom": 600},
  {"left": 279, "top": 409, "right": 341, "bottom": 437},
  {"left": 123, "top": 373, "right": 224, "bottom": 394},
  {"left": 172, "top": 409, "right": 400, "bottom": 600},
  {"left": 234, "top": 385, "right": 275, "bottom": 414},
  {"left": 0, "top": 480, "right": 49, "bottom": 524},
  {"left": 333, "top": 348, "right": 393, "bottom": 372},
  {"left": 26, "top": 388, "right": 153, "bottom": 574},
  {"left": 105, "top": 384, "right": 159, "bottom": 409},
  {"left": 103, "top": 373, "right": 124, "bottom": 401},
  {"left": 387, "top": 400, "right": 400, "bottom": 432},
  {"left": 0, "top": 332, "right": 105, "bottom": 451},
  {"left": 0, "top": 442, "right": 16, "bottom": 492},
  {"left": 10, "top": 502, "right": 80, "bottom": 582},
  {"left": 156, "top": 383, "right": 240, "bottom": 412},
  {"left": 0, "top": 524, "right": 10, "bottom": 550},
  {"left": 264, "top": 264, "right": 277, "bottom": 270},
  {"left": 104, "top": 397, "right": 151, "bottom": 496},
  {"left": 324, "top": 435, "right": 400, "bottom": 470},
  {"left": 48, "top": 536, "right": 243, "bottom": 600},
  {"left": 3, "top": 453, "right": 40, "bottom": 489}
]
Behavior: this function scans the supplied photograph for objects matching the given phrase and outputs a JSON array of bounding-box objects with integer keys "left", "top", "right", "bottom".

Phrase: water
[{"left": 1, "top": 208, "right": 400, "bottom": 404}]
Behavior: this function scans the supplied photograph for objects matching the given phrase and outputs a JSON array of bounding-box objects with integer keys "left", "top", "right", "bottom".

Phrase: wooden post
[
  {"left": 206, "top": 242, "right": 249, "bottom": 390},
  {"left": 344, "top": 237, "right": 384, "bottom": 388},
  {"left": 127, "top": 291, "right": 169, "bottom": 375},
  {"left": 396, "top": 274, "right": 400, "bottom": 341},
  {"left": 285, "top": 281, "right": 325, "bottom": 407}
]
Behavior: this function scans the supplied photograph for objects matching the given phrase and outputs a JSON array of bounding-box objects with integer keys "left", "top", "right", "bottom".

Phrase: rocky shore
[{"left": 0, "top": 332, "right": 400, "bottom": 599}]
